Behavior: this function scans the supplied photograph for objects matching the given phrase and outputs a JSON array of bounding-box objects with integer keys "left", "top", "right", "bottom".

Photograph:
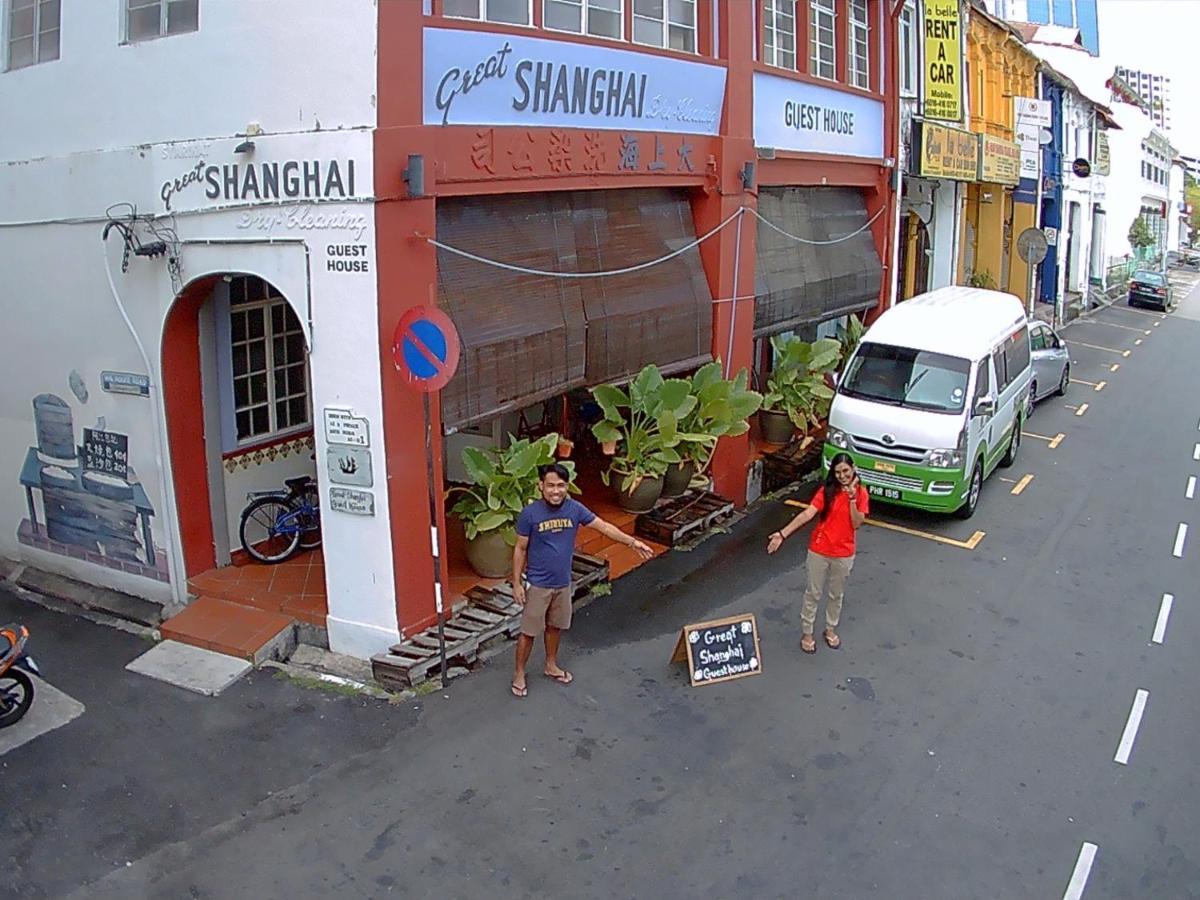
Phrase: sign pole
[{"left": 423, "top": 390, "right": 449, "bottom": 689}]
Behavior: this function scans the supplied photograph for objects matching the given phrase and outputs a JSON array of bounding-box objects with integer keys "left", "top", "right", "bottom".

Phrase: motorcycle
[{"left": 0, "top": 624, "right": 39, "bottom": 729}]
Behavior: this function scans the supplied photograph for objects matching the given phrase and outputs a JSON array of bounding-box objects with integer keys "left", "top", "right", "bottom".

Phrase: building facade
[
  {"left": 1113, "top": 66, "right": 1172, "bottom": 134},
  {"left": 989, "top": 0, "right": 1099, "bottom": 56}
]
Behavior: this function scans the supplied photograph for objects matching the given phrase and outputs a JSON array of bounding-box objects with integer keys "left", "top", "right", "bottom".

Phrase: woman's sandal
[
  {"left": 800, "top": 635, "right": 817, "bottom": 654},
  {"left": 823, "top": 630, "right": 842, "bottom": 650}
]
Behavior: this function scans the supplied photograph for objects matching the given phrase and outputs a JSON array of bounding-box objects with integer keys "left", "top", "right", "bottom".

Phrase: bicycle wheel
[
  {"left": 240, "top": 497, "right": 301, "bottom": 564},
  {"left": 0, "top": 669, "right": 34, "bottom": 728},
  {"left": 297, "top": 484, "right": 322, "bottom": 551}
]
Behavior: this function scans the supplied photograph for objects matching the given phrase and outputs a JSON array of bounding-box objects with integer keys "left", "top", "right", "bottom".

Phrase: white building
[
  {"left": 0, "top": 0, "right": 402, "bottom": 658},
  {"left": 1113, "top": 66, "right": 1172, "bottom": 133},
  {"left": 1168, "top": 159, "right": 1188, "bottom": 253}
]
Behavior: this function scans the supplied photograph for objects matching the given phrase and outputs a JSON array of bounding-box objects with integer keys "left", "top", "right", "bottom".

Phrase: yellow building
[{"left": 958, "top": 3, "right": 1038, "bottom": 305}]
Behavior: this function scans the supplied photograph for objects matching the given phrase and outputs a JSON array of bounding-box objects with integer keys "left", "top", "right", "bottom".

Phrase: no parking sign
[{"left": 392, "top": 306, "right": 461, "bottom": 393}]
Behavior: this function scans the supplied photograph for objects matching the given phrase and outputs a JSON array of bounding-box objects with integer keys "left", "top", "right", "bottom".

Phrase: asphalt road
[{"left": 4, "top": 274, "right": 1200, "bottom": 899}]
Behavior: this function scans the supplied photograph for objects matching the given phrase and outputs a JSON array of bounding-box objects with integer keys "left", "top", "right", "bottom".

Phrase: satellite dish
[{"left": 1018, "top": 227, "right": 1049, "bottom": 265}]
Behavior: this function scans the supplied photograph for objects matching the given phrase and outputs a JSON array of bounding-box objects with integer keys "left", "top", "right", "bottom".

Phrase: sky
[{"left": 1096, "top": 0, "right": 1198, "bottom": 154}]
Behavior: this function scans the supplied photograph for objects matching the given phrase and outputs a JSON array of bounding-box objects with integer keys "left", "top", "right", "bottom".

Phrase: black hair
[
  {"left": 538, "top": 463, "right": 571, "bottom": 483},
  {"left": 821, "top": 453, "right": 856, "bottom": 521}
]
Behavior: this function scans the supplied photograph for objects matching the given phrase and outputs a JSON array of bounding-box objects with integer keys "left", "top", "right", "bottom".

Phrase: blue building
[{"left": 992, "top": 0, "right": 1100, "bottom": 55}]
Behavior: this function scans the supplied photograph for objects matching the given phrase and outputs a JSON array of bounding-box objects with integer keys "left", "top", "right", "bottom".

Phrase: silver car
[{"left": 1028, "top": 322, "right": 1071, "bottom": 405}]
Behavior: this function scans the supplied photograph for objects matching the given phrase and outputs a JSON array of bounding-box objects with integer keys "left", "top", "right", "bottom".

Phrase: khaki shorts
[{"left": 520, "top": 584, "right": 573, "bottom": 637}]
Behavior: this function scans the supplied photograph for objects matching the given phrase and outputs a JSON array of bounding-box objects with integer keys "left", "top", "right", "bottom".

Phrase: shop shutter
[
  {"left": 753, "top": 187, "right": 883, "bottom": 337},
  {"left": 436, "top": 189, "right": 712, "bottom": 430}
]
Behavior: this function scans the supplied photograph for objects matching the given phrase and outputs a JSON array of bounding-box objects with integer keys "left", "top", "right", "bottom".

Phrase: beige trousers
[{"left": 801, "top": 549, "right": 856, "bottom": 635}]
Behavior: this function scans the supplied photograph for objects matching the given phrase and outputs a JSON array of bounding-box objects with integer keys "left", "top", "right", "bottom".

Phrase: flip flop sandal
[
  {"left": 823, "top": 632, "right": 842, "bottom": 650},
  {"left": 510, "top": 682, "right": 528, "bottom": 698},
  {"left": 800, "top": 638, "right": 817, "bottom": 654},
  {"left": 544, "top": 670, "right": 574, "bottom": 685}
]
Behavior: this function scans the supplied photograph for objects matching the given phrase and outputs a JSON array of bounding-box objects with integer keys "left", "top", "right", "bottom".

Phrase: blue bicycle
[{"left": 238, "top": 475, "right": 322, "bottom": 564}]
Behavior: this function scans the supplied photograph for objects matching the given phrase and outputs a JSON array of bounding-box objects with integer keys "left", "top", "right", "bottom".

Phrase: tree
[{"left": 1128, "top": 216, "right": 1155, "bottom": 251}]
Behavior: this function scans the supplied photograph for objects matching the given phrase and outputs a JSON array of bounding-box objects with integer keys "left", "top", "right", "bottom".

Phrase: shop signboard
[
  {"left": 980, "top": 136, "right": 1021, "bottom": 186},
  {"left": 329, "top": 487, "right": 375, "bottom": 517},
  {"left": 915, "top": 121, "right": 978, "bottom": 182},
  {"left": 922, "top": 0, "right": 964, "bottom": 122},
  {"left": 753, "top": 72, "right": 885, "bottom": 159},
  {"left": 670, "top": 614, "right": 763, "bottom": 687},
  {"left": 1015, "top": 97, "right": 1052, "bottom": 128},
  {"left": 1095, "top": 132, "right": 1111, "bottom": 176},
  {"left": 423, "top": 27, "right": 726, "bottom": 135}
]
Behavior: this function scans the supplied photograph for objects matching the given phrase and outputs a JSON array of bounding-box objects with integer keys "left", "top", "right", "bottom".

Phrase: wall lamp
[{"left": 234, "top": 140, "right": 256, "bottom": 155}]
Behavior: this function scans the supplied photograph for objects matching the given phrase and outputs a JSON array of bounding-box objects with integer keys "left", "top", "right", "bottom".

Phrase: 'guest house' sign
[
  {"left": 423, "top": 27, "right": 726, "bottom": 135},
  {"left": 752, "top": 72, "right": 885, "bottom": 159}
]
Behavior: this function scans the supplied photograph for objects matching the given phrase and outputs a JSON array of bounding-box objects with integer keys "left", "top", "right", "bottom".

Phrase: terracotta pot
[
  {"left": 661, "top": 460, "right": 697, "bottom": 498},
  {"left": 601, "top": 440, "right": 618, "bottom": 456},
  {"left": 615, "top": 475, "right": 663, "bottom": 513},
  {"left": 464, "top": 529, "right": 513, "bottom": 579},
  {"left": 759, "top": 408, "right": 795, "bottom": 445},
  {"left": 556, "top": 439, "right": 574, "bottom": 459}
]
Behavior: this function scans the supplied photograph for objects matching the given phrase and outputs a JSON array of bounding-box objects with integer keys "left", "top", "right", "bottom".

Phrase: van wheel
[
  {"left": 956, "top": 461, "right": 983, "bottom": 520},
  {"left": 1000, "top": 422, "right": 1020, "bottom": 468}
]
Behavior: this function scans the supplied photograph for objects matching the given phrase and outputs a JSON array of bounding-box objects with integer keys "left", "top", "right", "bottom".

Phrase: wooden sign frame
[{"left": 670, "top": 613, "right": 763, "bottom": 687}]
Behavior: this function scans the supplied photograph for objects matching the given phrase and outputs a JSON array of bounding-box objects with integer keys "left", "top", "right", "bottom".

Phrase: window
[
  {"left": 848, "top": 0, "right": 869, "bottom": 89},
  {"left": 444, "top": 0, "right": 531, "bottom": 26},
  {"left": 543, "top": 0, "right": 621, "bottom": 37},
  {"left": 973, "top": 358, "right": 990, "bottom": 404},
  {"left": 840, "top": 343, "right": 972, "bottom": 414},
  {"left": 809, "top": 0, "right": 835, "bottom": 80},
  {"left": 125, "top": 0, "right": 198, "bottom": 42},
  {"left": 6, "top": 0, "right": 59, "bottom": 70},
  {"left": 763, "top": 0, "right": 796, "bottom": 70},
  {"left": 1004, "top": 327, "right": 1030, "bottom": 382},
  {"left": 228, "top": 277, "right": 310, "bottom": 444},
  {"left": 1029, "top": 327, "right": 1046, "bottom": 352},
  {"left": 898, "top": 3, "right": 916, "bottom": 95},
  {"left": 632, "top": 0, "right": 696, "bottom": 53}
]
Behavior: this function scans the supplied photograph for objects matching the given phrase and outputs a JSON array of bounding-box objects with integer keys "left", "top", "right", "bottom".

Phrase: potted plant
[
  {"left": 448, "top": 432, "right": 576, "bottom": 578},
  {"left": 759, "top": 335, "right": 842, "bottom": 444},
  {"left": 665, "top": 361, "right": 763, "bottom": 497},
  {"left": 591, "top": 365, "right": 697, "bottom": 513}
]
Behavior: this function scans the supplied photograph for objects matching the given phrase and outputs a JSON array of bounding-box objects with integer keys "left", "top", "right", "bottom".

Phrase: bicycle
[{"left": 238, "top": 475, "right": 322, "bottom": 564}]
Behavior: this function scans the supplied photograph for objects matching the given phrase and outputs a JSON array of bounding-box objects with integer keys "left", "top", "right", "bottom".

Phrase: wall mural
[{"left": 17, "top": 392, "right": 169, "bottom": 582}]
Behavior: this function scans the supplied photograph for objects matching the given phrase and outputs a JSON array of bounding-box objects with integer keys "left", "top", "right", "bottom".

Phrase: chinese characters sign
[
  {"left": 923, "top": 1, "right": 963, "bottom": 122},
  {"left": 980, "top": 135, "right": 1021, "bottom": 186},
  {"left": 83, "top": 428, "right": 130, "bottom": 480}
]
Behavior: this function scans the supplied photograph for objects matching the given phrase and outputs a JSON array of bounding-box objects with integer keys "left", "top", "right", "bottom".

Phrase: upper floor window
[
  {"left": 444, "top": 0, "right": 531, "bottom": 26},
  {"left": 763, "top": 0, "right": 796, "bottom": 70},
  {"left": 847, "top": 0, "right": 869, "bottom": 89},
  {"left": 544, "top": 0, "right": 622, "bottom": 38},
  {"left": 898, "top": 2, "right": 916, "bottom": 96},
  {"left": 125, "top": 0, "right": 198, "bottom": 42},
  {"left": 6, "top": 0, "right": 60, "bottom": 70},
  {"left": 808, "top": 0, "right": 835, "bottom": 80},
  {"left": 633, "top": 0, "right": 696, "bottom": 53}
]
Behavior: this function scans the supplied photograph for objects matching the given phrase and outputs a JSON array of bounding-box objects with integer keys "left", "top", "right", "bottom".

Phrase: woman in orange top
[{"left": 767, "top": 453, "right": 868, "bottom": 653}]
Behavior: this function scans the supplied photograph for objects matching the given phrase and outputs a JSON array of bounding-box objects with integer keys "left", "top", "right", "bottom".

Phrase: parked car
[
  {"left": 1128, "top": 270, "right": 1172, "bottom": 310},
  {"left": 1028, "top": 321, "right": 1071, "bottom": 405},
  {"left": 1166, "top": 250, "right": 1199, "bottom": 271}
]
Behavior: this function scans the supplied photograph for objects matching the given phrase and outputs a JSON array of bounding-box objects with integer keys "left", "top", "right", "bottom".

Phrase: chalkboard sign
[
  {"left": 670, "top": 614, "right": 762, "bottom": 687},
  {"left": 82, "top": 428, "right": 129, "bottom": 480}
]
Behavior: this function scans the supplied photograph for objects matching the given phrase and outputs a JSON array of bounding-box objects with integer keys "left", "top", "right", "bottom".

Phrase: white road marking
[
  {"left": 1114, "top": 689, "right": 1149, "bottom": 765},
  {"left": 1173, "top": 523, "right": 1188, "bottom": 558},
  {"left": 1152, "top": 594, "right": 1174, "bottom": 645},
  {"left": 1063, "top": 842, "right": 1098, "bottom": 900},
  {"left": 1194, "top": 443, "right": 1200, "bottom": 461},
  {"left": 1188, "top": 476, "right": 1196, "bottom": 500}
]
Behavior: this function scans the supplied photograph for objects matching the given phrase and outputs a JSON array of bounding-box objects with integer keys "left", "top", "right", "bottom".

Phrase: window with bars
[
  {"left": 808, "top": 0, "right": 835, "bottom": 80},
  {"left": 632, "top": 0, "right": 696, "bottom": 53},
  {"left": 124, "top": 0, "right": 198, "bottom": 42},
  {"left": 848, "top": 0, "right": 869, "bottom": 89},
  {"left": 543, "top": 0, "right": 622, "bottom": 38},
  {"left": 762, "top": 0, "right": 796, "bottom": 70},
  {"left": 6, "top": 0, "right": 59, "bottom": 70},
  {"left": 899, "top": 2, "right": 916, "bottom": 95},
  {"left": 228, "top": 277, "right": 310, "bottom": 445},
  {"left": 443, "top": 0, "right": 531, "bottom": 26}
]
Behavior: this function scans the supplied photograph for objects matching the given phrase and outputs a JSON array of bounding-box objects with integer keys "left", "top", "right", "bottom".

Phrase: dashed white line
[
  {"left": 1188, "top": 477, "right": 1196, "bottom": 500},
  {"left": 1115, "top": 689, "right": 1149, "bottom": 765},
  {"left": 1063, "top": 842, "right": 1098, "bottom": 900},
  {"left": 1173, "top": 523, "right": 1188, "bottom": 558},
  {"left": 1194, "top": 443, "right": 1200, "bottom": 461},
  {"left": 1152, "top": 594, "right": 1174, "bottom": 645}
]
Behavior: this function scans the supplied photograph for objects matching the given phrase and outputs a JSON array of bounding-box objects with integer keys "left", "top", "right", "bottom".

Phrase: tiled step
[{"left": 161, "top": 596, "right": 295, "bottom": 665}]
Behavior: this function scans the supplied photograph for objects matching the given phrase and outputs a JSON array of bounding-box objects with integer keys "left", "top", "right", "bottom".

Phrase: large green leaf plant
[
  {"left": 761, "top": 335, "right": 842, "bottom": 433},
  {"left": 448, "top": 432, "right": 577, "bottom": 545},
  {"left": 675, "top": 361, "right": 764, "bottom": 468}
]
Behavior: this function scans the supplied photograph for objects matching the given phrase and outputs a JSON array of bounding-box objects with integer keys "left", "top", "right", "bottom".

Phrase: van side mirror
[{"left": 973, "top": 397, "right": 996, "bottom": 418}]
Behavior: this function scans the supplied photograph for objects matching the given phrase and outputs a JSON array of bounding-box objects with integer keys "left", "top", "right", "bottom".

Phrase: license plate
[
  {"left": 873, "top": 461, "right": 896, "bottom": 473},
  {"left": 867, "top": 485, "right": 901, "bottom": 500}
]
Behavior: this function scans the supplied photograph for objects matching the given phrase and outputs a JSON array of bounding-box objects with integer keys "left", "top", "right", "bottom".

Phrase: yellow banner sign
[
  {"left": 1095, "top": 131, "right": 1111, "bottom": 176},
  {"left": 923, "top": 1, "right": 963, "bottom": 122},
  {"left": 916, "top": 121, "right": 978, "bottom": 181},
  {"left": 980, "top": 135, "right": 1021, "bottom": 186}
]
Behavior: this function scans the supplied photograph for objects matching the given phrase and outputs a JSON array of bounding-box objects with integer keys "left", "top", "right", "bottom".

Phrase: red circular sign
[{"left": 392, "top": 306, "right": 461, "bottom": 394}]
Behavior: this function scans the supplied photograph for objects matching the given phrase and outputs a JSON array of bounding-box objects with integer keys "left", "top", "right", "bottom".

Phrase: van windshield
[{"left": 840, "top": 342, "right": 972, "bottom": 414}]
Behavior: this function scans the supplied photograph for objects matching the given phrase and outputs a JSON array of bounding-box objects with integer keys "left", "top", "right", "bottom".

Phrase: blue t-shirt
[{"left": 515, "top": 498, "right": 596, "bottom": 588}]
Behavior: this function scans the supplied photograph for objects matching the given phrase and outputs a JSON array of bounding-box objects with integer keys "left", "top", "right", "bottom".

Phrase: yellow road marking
[
  {"left": 1154, "top": 321, "right": 1161, "bottom": 327},
  {"left": 1023, "top": 430, "right": 1066, "bottom": 449},
  {"left": 1065, "top": 340, "right": 1131, "bottom": 357},
  {"left": 1011, "top": 474, "right": 1034, "bottom": 495},
  {"left": 1075, "top": 403, "right": 1089, "bottom": 417},
  {"left": 784, "top": 499, "right": 985, "bottom": 550},
  {"left": 1050, "top": 433, "right": 1065, "bottom": 449},
  {"left": 1110, "top": 364, "right": 1120, "bottom": 372}
]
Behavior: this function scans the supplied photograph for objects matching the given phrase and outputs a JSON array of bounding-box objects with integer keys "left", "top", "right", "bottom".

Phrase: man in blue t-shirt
[{"left": 510, "top": 463, "right": 653, "bottom": 698}]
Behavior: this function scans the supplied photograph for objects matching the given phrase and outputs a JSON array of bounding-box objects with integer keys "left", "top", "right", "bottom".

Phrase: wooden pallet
[
  {"left": 634, "top": 490, "right": 736, "bottom": 547},
  {"left": 762, "top": 435, "right": 823, "bottom": 494},
  {"left": 371, "top": 552, "right": 610, "bottom": 691}
]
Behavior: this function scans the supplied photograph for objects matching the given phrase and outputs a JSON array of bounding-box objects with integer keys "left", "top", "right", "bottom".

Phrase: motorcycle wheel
[{"left": 0, "top": 669, "right": 34, "bottom": 728}]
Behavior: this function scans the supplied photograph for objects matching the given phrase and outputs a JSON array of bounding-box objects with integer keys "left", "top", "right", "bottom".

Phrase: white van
[{"left": 824, "top": 287, "right": 1032, "bottom": 519}]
